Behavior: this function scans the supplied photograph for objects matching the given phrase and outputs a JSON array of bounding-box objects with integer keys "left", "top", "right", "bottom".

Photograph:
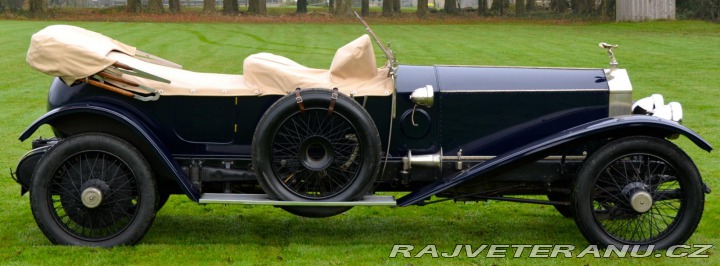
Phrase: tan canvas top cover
[
  {"left": 27, "top": 25, "right": 137, "bottom": 85},
  {"left": 27, "top": 25, "right": 393, "bottom": 97}
]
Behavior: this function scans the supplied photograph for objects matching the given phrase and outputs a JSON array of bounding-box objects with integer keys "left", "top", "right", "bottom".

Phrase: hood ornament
[{"left": 599, "top": 42, "right": 619, "bottom": 77}]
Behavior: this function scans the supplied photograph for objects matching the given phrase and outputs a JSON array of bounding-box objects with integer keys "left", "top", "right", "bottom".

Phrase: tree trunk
[
  {"left": 328, "top": 0, "right": 334, "bottom": 14},
  {"left": 297, "top": 0, "right": 307, "bottom": 13},
  {"left": 392, "top": 0, "right": 400, "bottom": 14},
  {"left": 29, "top": 0, "right": 46, "bottom": 15},
  {"left": 491, "top": 0, "right": 508, "bottom": 15},
  {"left": 526, "top": 0, "right": 535, "bottom": 12},
  {"left": 515, "top": 0, "right": 525, "bottom": 15},
  {"left": 203, "top": 0, "right": 216, "bottom": 13},
  {"left": 148, "top": 0, "right": 164, "bottom": 13},
  {"left": 127, "top": 0, "right": 141, "bottom": 12},
  {"left": 603, "top": 0, "right": 615, "bottom": 19},
  {"left": 444, "top": 0, "right": 458, "bottom": 14},
  {"left": 248, "top": 0, "right": 266, "bottom": 14},
  {"left": 477, "top": 0, "right": 487, "bottom": 15},
  {"left": 168, "top": 0, "right": 180, "bottom": 13},
  {"left": 361, "top": 0, "right": 369, "bottom": 16},
  {"left": 382, "top": 0, "right": 392, "bottom": 16},
  {"left": 571, "top": 0, "right": 590, "bottom": 14},
  {"left": 334, "top": 0, "right": 351, "bottom": 16},
  {"left": 416, "top": 0, "right": 428, "bottom": 16},
  {"left": 551, "top": 0, "right": 567, "bottom": 13},
  {"left": 223, "top": 0, "right": 238, "bottom": 14}
]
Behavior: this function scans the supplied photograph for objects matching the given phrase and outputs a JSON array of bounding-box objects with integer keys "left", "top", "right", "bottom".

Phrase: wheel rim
[
  {"left": 270, "top": 108, "right": 363, "bottom": 199},
  {"left": 590, "top": 153, "right": 684, "bottom": 243},
  {"left": 48, "top": 151, "right": 140, "bottom": 241}
]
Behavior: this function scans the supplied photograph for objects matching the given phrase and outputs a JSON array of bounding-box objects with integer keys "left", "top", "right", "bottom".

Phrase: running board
[{"left": 199, "top": 193, "right": 397, "bottom": 206}]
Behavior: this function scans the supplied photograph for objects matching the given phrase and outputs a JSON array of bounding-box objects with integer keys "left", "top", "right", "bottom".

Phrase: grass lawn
[{"left": 1, "top": 19, "right": 719, "bottom": 265}]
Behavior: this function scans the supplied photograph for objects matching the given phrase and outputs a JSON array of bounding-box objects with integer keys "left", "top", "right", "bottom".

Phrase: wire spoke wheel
[
  {"left": 31, "top": 134, "right": 156, "bottom": 247},
  {"left": 50, "top": 151, "right": 138, "bottom": 240},
  {"left": 590, "top": 153, "right": 681, "bottom": 243},
  {"left": 253, "top": 89, "right": 381, "bottom": 218},
  {"left": 271, "top": 108, "right": 362, "bottom": 199},
  {"left": 572, "top": 137, "right": 704, "bottom": 249}
]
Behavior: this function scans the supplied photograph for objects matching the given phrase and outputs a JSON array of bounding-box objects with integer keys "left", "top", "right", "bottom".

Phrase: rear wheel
[
  {"left": 572, "top": 136, "right": 704, "bottom": 249},
  {"left": 252, "top": 89, "right": 381, "bottom": 218},
  {"left": 30, "top": 133, "right": 156, "bottom": 247}
]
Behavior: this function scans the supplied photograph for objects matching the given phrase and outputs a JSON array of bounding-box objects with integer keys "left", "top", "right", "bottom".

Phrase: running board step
[{"left": 199, "top": 193, "right": 397, "bottom": 206}]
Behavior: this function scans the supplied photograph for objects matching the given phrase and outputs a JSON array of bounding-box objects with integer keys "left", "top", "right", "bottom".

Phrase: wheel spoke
[
  {"left": 590, "top": 153, "right": 685, "bottom": 243},
  {"left": 270, "top": 108, "right": 362, "bottom": 199},
  {"left": 47, "top": 151, "right": 139, "bottom": 241}
]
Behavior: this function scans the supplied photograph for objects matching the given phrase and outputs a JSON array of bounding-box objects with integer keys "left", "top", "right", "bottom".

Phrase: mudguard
[
  {"left": 396, "top": 115, "right": 712, "bottom": 206},
  {"left": 19, "top": 103, "right": 201, "bottom": 202}
]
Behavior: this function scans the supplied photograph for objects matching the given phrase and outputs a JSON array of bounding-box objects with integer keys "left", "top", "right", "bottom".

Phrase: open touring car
[{"left": 13, "top": 15, "right": 711, "bottom": 248}]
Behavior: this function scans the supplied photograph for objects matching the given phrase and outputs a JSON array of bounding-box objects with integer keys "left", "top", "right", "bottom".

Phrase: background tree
[
  {"left": 223, "top": 0, "right": 239, "bottom": 14},
  {"left": 599, "top": 0, "right": 613, "bottom": 19},
  {"left": 168, "top": 0, "right": 180, "bottom": 13},
  {"left": 382, "top": 0, "right": 392, "bottom": 16},
  {"left": 248, "top": 0, "right": 266, "bottom": 14},
  {"left": 477, "top": 0, "right": 487, "bottom": 15},
  {"left": 29, "top": 0, "right": 46, "bottom": 15},
  {"left": 203, "top": 0, "right": 216, "bottom": 13},
  {"left": 148, "top": 0, "right": 164, "bottom": 13},
  {"left": 127, "top": 0, "right": 141, "bottom": 13},
  {"left": 444, "top": 0, "right": 458, "bottom": 14},
  {"left": 491, "top": 0, "right": 508, "bottom": 15},
  {"left": 571, "top": 0, "right": 593, "bottom": 15},
  {"left": 677, "top": 0, "right": 719, "bottom": 20},
  {"left": 361, "top": 0, "right": 369, "bottom": 16},
  {"left": 416, "top": 0, "right": 428, "bottom": 17},
  {"left": 515, "top": 0, "right": 525, "bottom": 15},
  {"left": 392, "top": 0, "right": 400, "bottom": 14},
  {"left": 334, "top": 0, "right": 351, "bottom": 16},
  {"left": 526, "top": 0, "right": 535, "bottom": 12},
  {"left": 328, "top": 0, "right": 334, "bottom": 14},
  {"left": 551, "top": 0, "right": 568, "bottom": 13},
  {"left": 296, "top": 0, "right": 307, "bottom": 13}
]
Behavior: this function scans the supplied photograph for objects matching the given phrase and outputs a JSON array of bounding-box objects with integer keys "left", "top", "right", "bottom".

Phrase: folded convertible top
[
  {"left": 27, "top": 25, "right": 138, "bottom": 85},
  {"left": 26, "top": 25, "right": 393, "bottom": 97}
]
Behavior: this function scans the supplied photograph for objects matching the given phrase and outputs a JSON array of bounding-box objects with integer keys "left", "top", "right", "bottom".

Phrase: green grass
[{"left": 1, "top": 20, "right": 719, "bottom": 265}]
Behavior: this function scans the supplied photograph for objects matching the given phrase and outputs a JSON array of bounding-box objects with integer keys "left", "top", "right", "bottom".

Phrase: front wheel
[
  {"left": 572, "top": 136, "right": 705, "bottom": 249},
  {"left": 30, "top": 133, "right": 157, "bottom": 247}
]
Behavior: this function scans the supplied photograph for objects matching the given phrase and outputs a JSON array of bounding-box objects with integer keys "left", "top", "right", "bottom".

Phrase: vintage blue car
[{"left": 13, "top": 17, "right": 711, "bottom": 248}]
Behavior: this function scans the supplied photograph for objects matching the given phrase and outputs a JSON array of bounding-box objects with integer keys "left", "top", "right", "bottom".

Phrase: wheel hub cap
[
  {"left": 81, "top": 187, "right": 103, "bottom": 208},
  {"left": 629, "top": 191, "right": 653, "bottom": 213},
  {"left": 299, "top": 136, "right": 334, "bottom": 171},
  {"left": 621, "top": 181, "right": 654, "bottom": 213}
]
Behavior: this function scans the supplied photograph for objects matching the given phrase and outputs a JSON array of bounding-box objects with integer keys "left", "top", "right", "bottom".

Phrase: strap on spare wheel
[
  {"left": 294, "top": 88, "right": 305, "bottom": 113},
  {"left": 328, "top": 88, "right": 339, "bottom": 115}
]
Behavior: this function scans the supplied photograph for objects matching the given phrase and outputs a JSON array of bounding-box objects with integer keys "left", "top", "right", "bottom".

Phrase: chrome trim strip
[
  {"left": 440, "top": 89, "right": 607, "bottom": 93},
  {"left": 440, "top": 155, "right": 586, "bottom": 161},
  {"left": 606, "top": 69, "right": 633, "bottom": 116},
  {"left": 434, "top": 65, "right": 601, "bottom": 70}
]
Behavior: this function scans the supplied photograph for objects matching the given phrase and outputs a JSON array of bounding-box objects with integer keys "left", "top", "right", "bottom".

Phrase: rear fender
[
  {"left": 19, "top": 103, "right": 201, "bottom": 202},
  {"left": 397, "top": 115, "right": 712, "bottom": 206}
]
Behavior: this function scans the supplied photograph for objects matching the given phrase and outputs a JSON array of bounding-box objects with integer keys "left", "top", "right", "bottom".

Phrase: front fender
[
  {"left": 397, "top": 115, "right": 712, "bottom": 206},
  {"left": 19, "top": 103, "right": 201, "bottom": 202}
]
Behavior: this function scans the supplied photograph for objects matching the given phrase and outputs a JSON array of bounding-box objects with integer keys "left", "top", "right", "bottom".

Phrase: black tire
[
  {"left": 252, "top": 89, "right": 381, "bottom": 218},
  {"left": 547, "top": 192, "right": 574, "bottom": 218},
  {"left": 572, "top": 136, "right": 704, "bottom": 249},
  {"left": 30, "top": 133, "right": 157, "bottom": 247}
]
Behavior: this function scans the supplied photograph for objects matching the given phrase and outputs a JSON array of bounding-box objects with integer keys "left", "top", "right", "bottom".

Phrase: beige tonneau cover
[{"left": 27, "top": 25, "right": 393, "bottom": 97}]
